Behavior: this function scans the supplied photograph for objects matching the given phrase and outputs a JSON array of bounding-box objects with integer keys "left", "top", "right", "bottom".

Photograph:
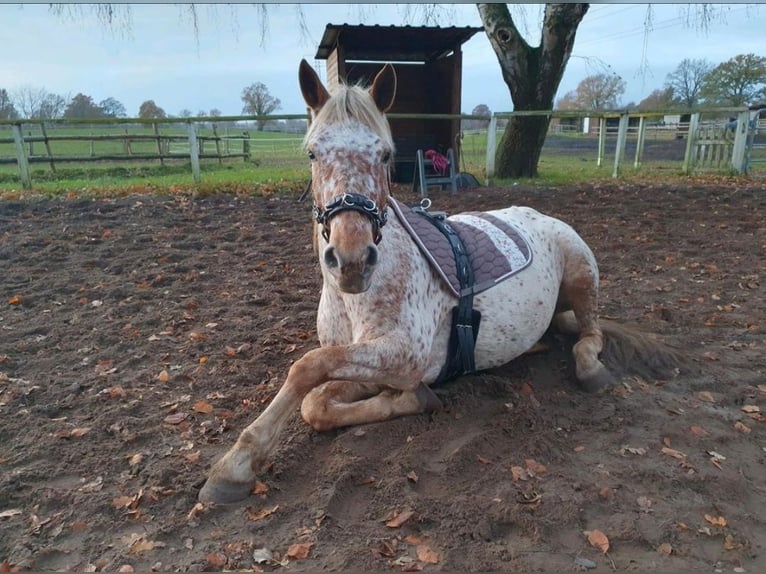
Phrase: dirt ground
[{"left": 1, "top": 179, "right": 765, "bottom": 573}]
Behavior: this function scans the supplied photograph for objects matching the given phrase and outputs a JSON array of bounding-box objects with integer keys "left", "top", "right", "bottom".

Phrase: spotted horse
[{"left": 198, "top": 60, "right": 680, "bottom": 503}]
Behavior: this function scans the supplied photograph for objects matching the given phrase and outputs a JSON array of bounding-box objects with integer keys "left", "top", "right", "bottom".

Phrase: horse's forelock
[{"left": 303, "top": 84, "right": 394, "bottom": 153}]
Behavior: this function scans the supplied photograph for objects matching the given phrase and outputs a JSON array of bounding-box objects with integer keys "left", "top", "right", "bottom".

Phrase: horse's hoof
[
  {"left": 578, "top": 366, "right": 616, "bottom": 394},
  {"left": 198, "top": 478, "right": 252, "bottom": 504},
  {"left": 415, "top": 383, "right": 443, "bottom": 412}
]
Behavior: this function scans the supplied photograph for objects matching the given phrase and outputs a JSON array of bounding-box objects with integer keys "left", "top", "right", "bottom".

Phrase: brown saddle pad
[{"left": 390, "top": 197, "right": 532, "bottom": 298}]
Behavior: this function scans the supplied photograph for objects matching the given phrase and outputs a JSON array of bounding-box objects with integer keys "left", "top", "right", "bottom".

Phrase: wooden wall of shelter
[{"left": 315, "top": 24, "right": 482, "bottom": 182}]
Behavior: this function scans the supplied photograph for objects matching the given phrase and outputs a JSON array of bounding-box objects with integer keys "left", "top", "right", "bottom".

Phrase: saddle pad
[{"left": 390, "top": 198, "right": 533, "bottom": 298}]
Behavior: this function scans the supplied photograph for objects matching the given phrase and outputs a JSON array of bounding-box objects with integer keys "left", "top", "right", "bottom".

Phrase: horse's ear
[
  {"left": 370, "top": 63, "right": 397, "bottom": 113},
  {"left": 299, "top": 59, "right": 330, "bottom": 113}
]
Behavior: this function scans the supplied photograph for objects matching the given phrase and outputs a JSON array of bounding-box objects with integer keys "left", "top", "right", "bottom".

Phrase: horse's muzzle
[{"left": 324, "top": 244, "right": 379, "bottom": 293}]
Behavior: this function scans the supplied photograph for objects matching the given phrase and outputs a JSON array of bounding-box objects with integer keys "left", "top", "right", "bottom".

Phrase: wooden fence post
[
  {"left": 634, "top": 116, "right": 646, "bottom": 169},
  {"left": 153, "top": 123, "right": 165, "bottom": 166},
  {"left": 11, "top": 123, "right": 32, "bottom": 190},
  {"left": 597, "top": 116, "right": 607, "bottom": 167},
  {"left": 730, "top": 110, "right": 750, "bottom": 174},
  {"left": 485, "top": 114, "right": 497, "bottom": 185},
  {"left": 612, "top": 111, "right": 629, "bottom": 178},
  {"left": 682, "top": 113, "right": 700, "bottom": 174},
  {"left": 187, "top": 121, "right": 201, "bottom": 183}
]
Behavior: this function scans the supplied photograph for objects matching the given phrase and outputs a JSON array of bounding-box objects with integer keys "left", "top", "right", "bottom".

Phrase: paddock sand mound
[{"left": 1, "top": 180, "right": 765, "bottom": 572}]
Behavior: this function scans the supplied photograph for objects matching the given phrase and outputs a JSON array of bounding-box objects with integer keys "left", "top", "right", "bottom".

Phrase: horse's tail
[{"left": 556, "top": 311, "right": 686, "bottom": 381}]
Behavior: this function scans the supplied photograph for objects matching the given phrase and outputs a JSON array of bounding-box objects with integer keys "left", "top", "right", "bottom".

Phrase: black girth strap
[{"left": 413, "top": 206, "right": 481, "bottom": 383}]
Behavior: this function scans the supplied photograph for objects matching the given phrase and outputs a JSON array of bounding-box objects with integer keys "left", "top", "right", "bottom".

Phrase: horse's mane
[{"left": 303, "top": 83, "right": 394, "bottom": 152}]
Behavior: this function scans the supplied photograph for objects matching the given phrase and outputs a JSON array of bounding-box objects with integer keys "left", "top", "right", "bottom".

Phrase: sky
[{"left": 1, "top": 3, "right": 764, "bottom": 118}]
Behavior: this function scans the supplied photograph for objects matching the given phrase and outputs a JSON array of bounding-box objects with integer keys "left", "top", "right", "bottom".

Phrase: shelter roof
[{"left": 314, "top": 24, "right": 483, "bottom": 62}]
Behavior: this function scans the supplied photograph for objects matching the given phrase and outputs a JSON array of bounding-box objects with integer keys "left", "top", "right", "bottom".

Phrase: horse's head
[{"left": 299, "top": 59, "right": 397, "bottom": 294}]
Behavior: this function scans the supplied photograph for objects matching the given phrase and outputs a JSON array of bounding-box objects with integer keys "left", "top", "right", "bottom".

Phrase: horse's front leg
[{"left": 198, "top": 340, "right": 423, "bottom": 503}]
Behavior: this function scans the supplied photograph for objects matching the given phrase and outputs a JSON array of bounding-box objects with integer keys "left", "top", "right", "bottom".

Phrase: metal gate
[{"left": 744, "top": 108, "right": 766, "bottom": 176}]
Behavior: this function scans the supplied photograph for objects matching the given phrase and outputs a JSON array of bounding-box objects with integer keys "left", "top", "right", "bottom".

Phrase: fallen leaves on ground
[
  {"left": 193, "top": 400, "right": 214, "bottom": 414},
  {"left": 385, "top": 509, "right": 414, "bottom": 528},
  {"left": 734, "top": 421, "right": 751, "bottom": 434},
  {"left": 704, "top": 514, "right": 727, "bottom": 527},
  {"left": 55, "top": 427, "right": 92, "bottom": 439},
  {"left": 657, "top": 542, "right": 673, "bottom": 555},
  {"left": 661, "top": 446, "right": 687, "bottom": 460},
  {"left": 245, "top": 505, "right": 279, "bottom": 522},
  {"left": 286, "top": 542, "right": 314, "bottom": 559},
  {"left": 416, "top": 544, "right": 439, "bottom": 564},
  {"left": 585, "top": 529, "right": 610, "bottom": 554}
]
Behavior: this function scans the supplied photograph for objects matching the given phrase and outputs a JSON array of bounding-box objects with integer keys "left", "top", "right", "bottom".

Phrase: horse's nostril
[
  {"left": 366, "top": 245, "right": 379, "bottom": 267},
  {"left": 324, "top": 246, "right": 339, "bottom": 268}
]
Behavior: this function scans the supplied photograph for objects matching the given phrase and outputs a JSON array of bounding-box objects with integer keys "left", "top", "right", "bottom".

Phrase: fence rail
[{"left": 0, "top": 107, "right": 759, "bottom": 189}]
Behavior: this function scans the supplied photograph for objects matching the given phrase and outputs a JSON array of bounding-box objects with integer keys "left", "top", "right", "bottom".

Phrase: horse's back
[{"left": 436, "top": 205, "right": 595, "bottom": 374}]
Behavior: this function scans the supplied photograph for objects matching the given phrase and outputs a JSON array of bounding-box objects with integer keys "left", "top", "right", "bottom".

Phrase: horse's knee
[{"left": 300, "top": 394, "right": 334, "bottom": 432}]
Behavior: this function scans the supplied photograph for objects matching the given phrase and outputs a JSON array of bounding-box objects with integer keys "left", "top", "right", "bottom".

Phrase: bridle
[
  {"left": 312, "top": 192, "right": 388, "bottom": 245},
  {"left": 300, "top": 174, "right": 391, "bottom": 245}
]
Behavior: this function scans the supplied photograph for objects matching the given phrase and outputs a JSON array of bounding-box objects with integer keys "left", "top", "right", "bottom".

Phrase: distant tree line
[
  {"left": 0, "top": 81, "right": 284, "bottom": 129},
  {"left": 554, "top": 53, "right": 766, "bottom": 112}
]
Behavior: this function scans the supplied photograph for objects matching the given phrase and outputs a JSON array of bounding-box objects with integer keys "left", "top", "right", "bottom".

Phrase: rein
[{"left": 299, "top": 179, "right": 390, "bottom": 245}]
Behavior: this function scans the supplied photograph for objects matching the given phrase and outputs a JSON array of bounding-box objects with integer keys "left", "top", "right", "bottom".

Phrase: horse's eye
[
  {"left": 308, "top": 151, "right": 316, "bottom": 161},
  {"left": 381, "top": 151, "right": 391, "bottom": 163}
]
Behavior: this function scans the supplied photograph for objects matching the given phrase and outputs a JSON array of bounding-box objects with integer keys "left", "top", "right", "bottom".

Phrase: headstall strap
[{"left": 313, "top": 192, "right": 388, "bottom": 244}]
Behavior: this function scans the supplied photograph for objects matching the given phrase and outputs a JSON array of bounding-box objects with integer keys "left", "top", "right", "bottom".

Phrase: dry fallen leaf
[
  {"left": 661, "top": 446, "right": 687, "bottom": 460},
  {"left": 741, "top": 405, "right": 760, "bottom": 414},
  {"left": 245, "top": 505, "right": 279, "bottom": 522},
  {"left": 734, "top": 421, "right": 752, "bottom": 434},
  {"left": 183, "top": 451, "right": 201, "bottom": 463},
  {"left": 252, "top": 481, "right": 269, "bottom": 495},
  {"left": 8, "top": 296, "right": 21, "bottom": 305},
  {"left": 127, "top": 453, "right": 143, "bottom": 467},
  {"left": 193, "top": 400, "right": 214, "bottom": 414},
  {"left": 205, "top": 553, "right": 227, "bottom": 568},
  {"left": 0, "top": 509, "right": 22, "bottom": 519},
  {"left": 157, "top": 370, "right": 170, "bottom": 383},
  {"left": 163, "top": 412, "right": 187, "bottom": 425},
  {"left": 704, "top": 514, "right": 727, "bottom": 527},
  {"left": 586, "top": 529, "right": 610, "bottom": 554},
  {"left": 385, "top": 509, "right": 414, "bottom": 528},
  {"left": 723, "top": 534, "right": 743, "bottom": 551},
  {"left": 406, "top": 471, "right": 419, "bottom": 483},
  {"left": 510, "top": 466, "right": 529, "bottom": 482},
  {"left": 69, "top": 427, "right": 92, "bottom": 438},
  {"left": 657, "top": 542, "right": 673, "bottom": 555},
  {"left": 286, "top": 541, "right": 314, "bottom": 560},
  {"left": 697, "top": 391, "right": 716, "bottom": 403},
  {"left": 574, "top": 445, "right": 586, "bottom": 453},
  {"left": 690, "top": 426, "right": 709, "bottom": 437},
  {"left": 525, "top": 458, "right": 547, "bottom": 475},
  {"left": 416, "top": 544, "right": 439, "bottom": 564},
  {"left": 403, "top": 535, "right": 428, "bottom": 545}
]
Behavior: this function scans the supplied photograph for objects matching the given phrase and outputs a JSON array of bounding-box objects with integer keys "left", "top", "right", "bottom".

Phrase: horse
[{"left": 198, "top": 60, "right": 679, "bottom": 503}]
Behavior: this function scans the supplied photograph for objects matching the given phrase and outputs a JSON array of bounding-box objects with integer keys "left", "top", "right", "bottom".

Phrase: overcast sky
[{"left": 1, "top": 3, "right": 764, "bottom": 117}]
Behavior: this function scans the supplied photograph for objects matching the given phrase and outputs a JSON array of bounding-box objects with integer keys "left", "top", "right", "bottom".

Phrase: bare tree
[
  {"left": 556, "top": 73, "right": 626, "bottom": 110},
  {"left": 13, "top": 86, "right": 68, "bottom": 119},
  {"left": 241, "top": 82, "right": 282, "bottom": 131},
  {"left": 664, "top": 58, "right": 712, "bottom": 109}
]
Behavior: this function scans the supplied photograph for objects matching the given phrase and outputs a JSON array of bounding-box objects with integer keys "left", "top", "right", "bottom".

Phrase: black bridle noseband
[{"left": 311, "top": 192, "right": 388, "bottom": 245}]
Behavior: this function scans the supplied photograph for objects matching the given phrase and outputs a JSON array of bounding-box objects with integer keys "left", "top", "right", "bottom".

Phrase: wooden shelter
[{"left": 314, "top": 24, "right": 483, "bottom": 182}]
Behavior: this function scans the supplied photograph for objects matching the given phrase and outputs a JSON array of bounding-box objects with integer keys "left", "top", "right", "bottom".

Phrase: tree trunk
[{"left": 477, "top": 3, "right": 589, "bottom": 178}]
